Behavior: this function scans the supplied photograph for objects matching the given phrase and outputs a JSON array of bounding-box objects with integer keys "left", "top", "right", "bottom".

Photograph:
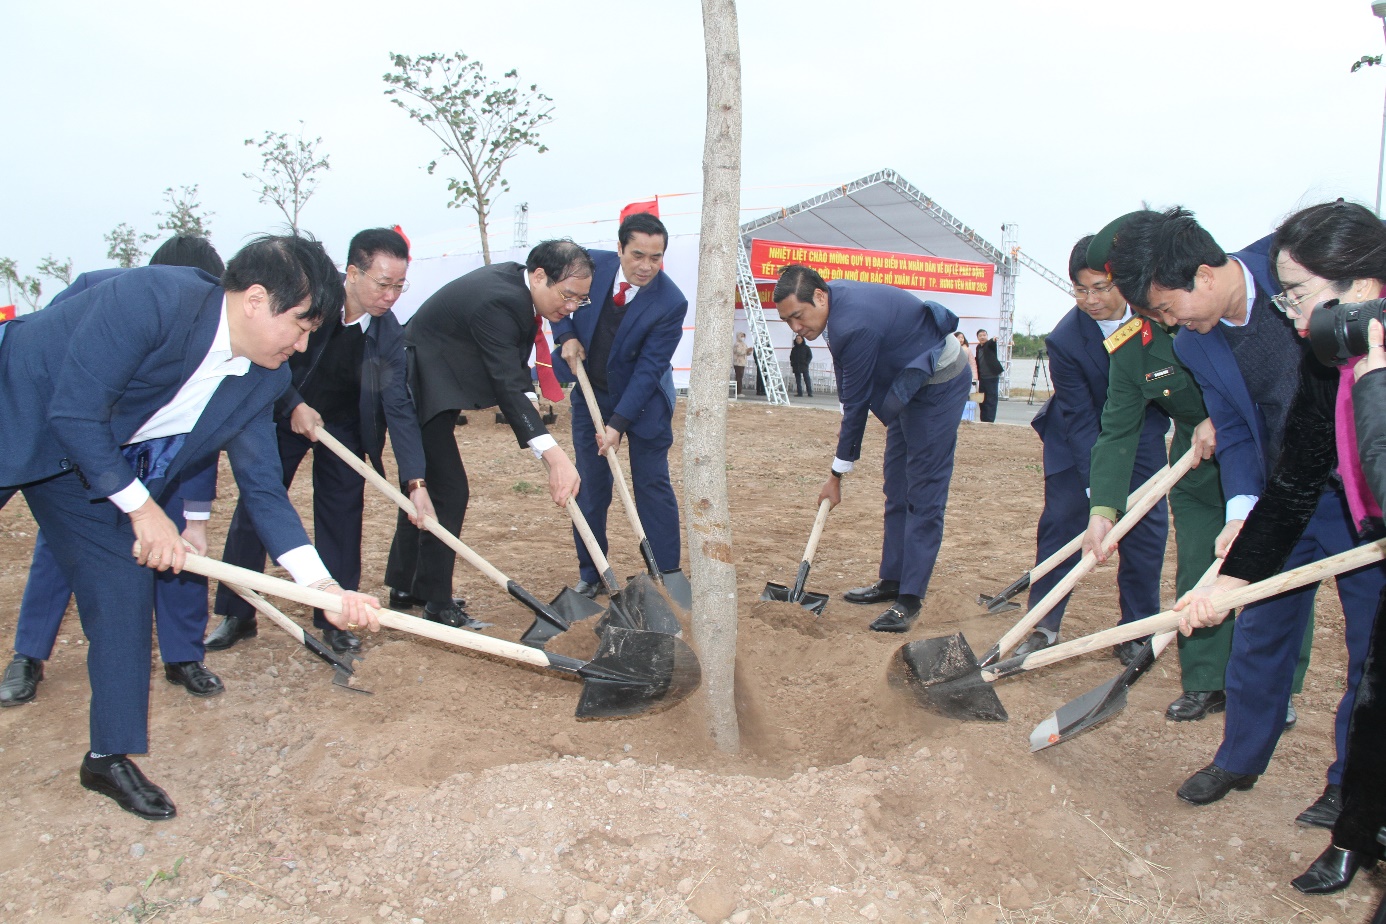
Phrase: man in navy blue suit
[
  {"left": 1017, "top": 235, "right": 1170, "bottom": 657},
  {"left": 774, "top": 265, "right": 971, "bottom": 632},
  {"left": 0, "top": 235, "right": 380, "bottom": 821},
  {"left": 550, "top": 213, "right": 687, "bottom": 596},
  {"left": 1105, "top": 208, "right": 1369, "bottom": 826}
]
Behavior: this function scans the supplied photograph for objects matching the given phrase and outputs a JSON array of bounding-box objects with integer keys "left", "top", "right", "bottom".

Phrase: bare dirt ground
[{"left": 0, "top": 400, "right": 1379, "bottom": 923}]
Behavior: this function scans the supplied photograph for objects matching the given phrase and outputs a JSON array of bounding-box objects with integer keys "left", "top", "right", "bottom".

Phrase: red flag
[
  {"left": 391, "top": 225, "right": 411, "bottom": 252},
  {"left": 0, "top": 305, "right": 14, "bottom": 322},
  {"left": 619, "top": 199, "right": 659, "bottom": 224}
]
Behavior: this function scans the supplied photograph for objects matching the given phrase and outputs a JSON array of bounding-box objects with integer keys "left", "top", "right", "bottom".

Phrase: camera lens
[{"left": 1307, "top": 298, "right": 1386, "bottom": 366}]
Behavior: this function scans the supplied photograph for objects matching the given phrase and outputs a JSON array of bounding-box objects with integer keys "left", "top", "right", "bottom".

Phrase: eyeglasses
[
  {"left": 1271, "top": 280, "right": 1335, "bottom": 319},
  {"left": 1074, "top": 281, "right": 1116, "bottom": 299},
  {"left": 558, "top": 288, "right": 591, "bottom": 308},
  {"left": 354, "top": 267, "right": 410, "bottom": 294}
]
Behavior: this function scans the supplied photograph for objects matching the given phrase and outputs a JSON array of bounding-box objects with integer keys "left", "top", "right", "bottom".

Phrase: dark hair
[
  {"left": 347, "top": 227, "right": 410, "bottom": 271},
  {"left": 772, "top": 264, "right": 828, "bottom": 304},
  {"left": 1068, "top": 234, "right": 1095, "bottom": 283},
  {"left": 149, "top": 236, "right": 225, "bottom": 276},
  {"left": 976, "top": 329, "right": 988, "bottom": 337},
  {"left": 222, "top": 234, "right": 342, "bottom": 322},
  {"left": 954, "top": 331, "right": 970, "bottom": 346},
  {"left": 1271, "top": 200, "right": 1386, "bottom": 289},
  {"left": 526, "top": 239, "right": 594, "bottom": 284},
  {"left": 618, "top": 212, "right": 669, "bottom": 249},
  {"left": 1107, "top": 207, "right": 1228, "bottom": 310}
]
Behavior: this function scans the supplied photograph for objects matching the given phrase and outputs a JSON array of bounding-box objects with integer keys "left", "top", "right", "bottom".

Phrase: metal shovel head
[
  {"left": 575, "top": 625, "right": 702, "bottom": 719},
  {"left": 594, "top": 575, "right": 684, "bottom": 638},
  {"left": 760, "top": 581, "right": 830, "bottom": 616},
  {"left": 1029, "top": 636, "right": 1160, "bottom": 752},
  {"left": 522, "top": 587, "right": 605, "bottom": 648},
  {"left": 892, "top": 633, "right": 1009, "bottom": 722},
  {"left": 976, "top": 593, "right": 1021, "bottom": 614},
  {"left": 658, "top": 568, "right": 693, "bottom": 612}
]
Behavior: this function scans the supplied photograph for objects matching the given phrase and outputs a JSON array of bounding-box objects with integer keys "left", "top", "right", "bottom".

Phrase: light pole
[{"left": 1374, "top": 1, "right": 1386, "bottom": 215}]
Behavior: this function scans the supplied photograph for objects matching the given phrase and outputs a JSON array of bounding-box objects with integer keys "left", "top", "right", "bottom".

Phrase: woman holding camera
[{"left": 1175, "top": 200, "right": 1386, "bottom": 899}]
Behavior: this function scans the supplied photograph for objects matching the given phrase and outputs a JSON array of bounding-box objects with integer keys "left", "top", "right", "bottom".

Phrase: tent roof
[{"left": 739, "top": 168, "right": 1007, "bottom": 267}]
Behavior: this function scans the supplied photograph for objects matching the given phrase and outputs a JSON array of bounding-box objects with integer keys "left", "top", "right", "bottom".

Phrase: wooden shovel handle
[
  {"left": 180, "top": 552, "right": 552, "bottom": 669},
  {"left": 1028, "top": 463, "right": 1171, "bottom": 584},
  {"left": 573, "top": 358, "right": 648, "bottom": 544},
  {"left": 986, "top": 538, "right": 1386, "bottom": 679},
  {"left": 992, "top": 446, "right": 1199, "bottom": 660},
  {"left": 1148, "top": 558, "right": 1224, "bottom": 659},
  {"left": 313, "top": 426, "right": 511, "bottom": 590},
  {"left": 566, "top": 494, "right": 616, "bottom": 577},
  {"left": 801, "top": 498, "right": 832, "bottom": 566}
]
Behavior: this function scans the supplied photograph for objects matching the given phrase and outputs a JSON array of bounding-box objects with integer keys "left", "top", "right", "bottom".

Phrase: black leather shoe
[
  {"left": 163, "top": 661, "right": 224, "bottom": 697},
  {"left": 321, "top": 626, "right": 362, "bottom": 653},
  {"left": 573, "top": 580, "right": 606, "bottom": 600},
  {"left": 80, "top": 757, "right": 177, "bottom": 820},
  {"left": 1113, "top": 638, "right": 1150, "bottom": 666},
  {"left": 1012, "top": 630, "right": 1055, "bottom": 658},
  {"left": 844, "top": 580, "right": 900, "bottom": 605},
  {"left": 388, "top": 589, "right": 467, "bottom": 611},
  {"left": 0, "top": 655, "right": 43, "bottom": 706},
  {"left": 1165, "top": 690, "right": 1227, "bottom": 722},
  {"left": 1292, "top": 844, "right": 1372, "bottom": 895},
  {"left": 1285, "top": 704, "right": 1298, "bottom": 731},
  {"left": 869, "top": 604, "right": 918, "bottom": 633},
  {"left": 204, "top": 615, "right": 257, "bottom": 651},
  {"left": 423, "top": 602, "right": 494, "bottom": 631},
  {"left": 1177, "top": 763, "right": 1258, "bottom": 805},
  {"left": 1296, "top": 783, "right": 1343, "bottom": 829}
]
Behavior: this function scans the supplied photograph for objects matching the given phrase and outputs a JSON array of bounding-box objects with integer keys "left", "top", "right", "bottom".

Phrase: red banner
[
  {"left": 749, "top": 239, "right": 994, "bottom": 296},
  {"left": 733, "top": 282, "right": 775, "bottom": 312}
]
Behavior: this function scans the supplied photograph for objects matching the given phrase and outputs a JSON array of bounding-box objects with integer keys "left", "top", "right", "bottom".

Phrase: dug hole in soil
[{"left": 0, "top": 400, "right": 1377, "bottom": 923}]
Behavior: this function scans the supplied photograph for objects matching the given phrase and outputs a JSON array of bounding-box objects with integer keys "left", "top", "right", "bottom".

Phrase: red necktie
[
  {"left": 614, "top": 282, "right": 632, "bottom": 307},
  {"left": 532, "top": 318, "right": 564, "bottom": 402}
]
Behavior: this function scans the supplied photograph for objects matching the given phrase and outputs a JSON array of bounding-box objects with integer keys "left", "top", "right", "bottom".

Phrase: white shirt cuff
[
  {"left": 109, "top": 480, "right": 151, "bottom": 513},
  {"left": 832, "top": 457, "right": 854, "bottom": 474},
  {"left": 278, "top": 545, "right": 332, "bottom": 586},
  {"left": 183, "top": 511, "right": 211, "bottom": 522},
  {"left": 529, "top": 433, "right": 558, "bottom": 458},
  {"left": 1226, "top": 495, "right": 1258, "bottom": 523}
]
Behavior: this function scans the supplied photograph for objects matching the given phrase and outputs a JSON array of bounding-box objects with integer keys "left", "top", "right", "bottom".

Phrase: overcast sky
[{"left": 4, "top": 0, "right": 1384, "bottom": 331}]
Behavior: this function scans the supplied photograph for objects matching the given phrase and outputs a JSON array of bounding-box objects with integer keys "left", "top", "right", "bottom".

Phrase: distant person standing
[
  {"left": 790, "top": 334, "right": 814, "bottom": 397},
  {"left": 954, "top": 331, "right": 978, "bottom": 390},
  {"left": 732, "top": 331, "right": 750, "bottom": 395},
  {"left": 976, "top": 329, "right": 1002, "bottom": 422}
]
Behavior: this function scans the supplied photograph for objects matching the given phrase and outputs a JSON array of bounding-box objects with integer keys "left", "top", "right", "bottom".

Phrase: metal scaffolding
[{"left": 736, "top": 238, "right": 790, "bottom": 405}]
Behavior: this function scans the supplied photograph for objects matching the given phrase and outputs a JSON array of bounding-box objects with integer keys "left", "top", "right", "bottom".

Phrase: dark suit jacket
[
  {"left": 550, "top": 250, "right": 686, "bottom": 440},
  {"left": 1033, "top": 306, "right": 1168, "bottom": 484},
  {"left": 0, "top": 266, "right": 310, "bottom": 557},
  {"left": 276, "top": 306, "right": 426, "bottom": 482},
  {"left": 1172, "top": 235, "right": 1297, "bottom": 499},
  {"left": 823, "top": 280, "right": 958, "bottom": 462},
  {"left": 404, "top": 261, "right": 548, "bottom": 448}
]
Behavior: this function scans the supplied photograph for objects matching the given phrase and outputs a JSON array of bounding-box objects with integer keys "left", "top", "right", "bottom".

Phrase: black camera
[{"left": 1307, "top": 297, "right": 1386, "bottom": 366}]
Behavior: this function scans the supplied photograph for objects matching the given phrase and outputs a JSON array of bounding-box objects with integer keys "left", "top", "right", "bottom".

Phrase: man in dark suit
[
  {"left": 549, "top": 213, "right": 686, "bottom": 597},
  {"left": 0, "top": 237, "right": 230, "bottom": 708},
  {"left": 0, "top": 235, "right": 379, "bottom": 820},
  {"left": 774, "top": 265, "right": 971, "bottom": 632},
  {"left": 975, "top": 329, "right": 1002, "bottom": 422},
  {"left": 208, "top": 228, "right": 448, "bottom": 650},
  {"left": 1016, "top": 235, "right": 1170, "bottom": 658},
  {"left": 1105, "top": 208, "right": 1369, "bottom": 824},
  {"left": 386, "top": 240, "right": 590, "bottom": 614}
]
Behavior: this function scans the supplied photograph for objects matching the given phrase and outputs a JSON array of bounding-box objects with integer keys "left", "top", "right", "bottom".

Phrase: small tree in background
[
  {"left": 156, "top": 185, "right": 213, "bottom": 238},
  {"left": 0, "top": 258, "right": 42, "bottom": 312},
  {"left": 243, "top": 123, "right": 331, "bottom": 233},
  {"left": 36, "top": 256, "right": 72, "bottom": 288},
  {"left": 384, "top": 51, "right": 553, "bottom": 264},
  {"left": 105, "top": 223, "right": 158, "bottom": 268}
]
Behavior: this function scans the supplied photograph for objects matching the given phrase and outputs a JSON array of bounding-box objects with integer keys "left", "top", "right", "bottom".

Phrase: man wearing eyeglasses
[
  {"left": 384, "top": 240, "right": 590, "bottom": 623},
  {"left": 209, "top": 228, "right": 445, "bottom": 651}
]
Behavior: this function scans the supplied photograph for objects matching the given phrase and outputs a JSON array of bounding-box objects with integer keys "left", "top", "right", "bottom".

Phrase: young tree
[
  {"left": 36, "top": 255, "right": 73, "bottom": 288},
  {"left": 155, "top": 184, "right": 213, "bottom": 238},
  {"left": 384, "top": 51, "right": 553, "bottom": 264},
  {"left": 684, "top": 0, "right": 743, "bottom": 751},
  {"left": 105, "top": 223, "right": 158, "bottom": 268},
  {"left": 243, "top": 123, "right": 331, "bottom": 233},
  {"left": 0, "top": 258, "right": 43, "bottom": 313}
]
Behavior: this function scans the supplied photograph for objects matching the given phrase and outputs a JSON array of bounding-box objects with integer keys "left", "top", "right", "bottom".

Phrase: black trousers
[
  {"left": 385, "top": 410, "right": 468, "bottom": 606},
  {"left": 979, "top": 376, "right": 1000, "bottom": 422},
  {"left": 1333, "top": 585, "right": 1386, "bottom": 859},
  {"left": 793, "top": 371, "right": 813, "bottom": 397}
]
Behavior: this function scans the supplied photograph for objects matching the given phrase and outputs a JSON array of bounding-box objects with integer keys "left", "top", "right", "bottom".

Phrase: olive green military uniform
[{"left": 1089, "top": 317, "right": 1235, "bottom": 692}]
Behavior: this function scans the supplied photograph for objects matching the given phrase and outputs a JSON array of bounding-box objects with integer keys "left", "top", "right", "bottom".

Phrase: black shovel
[
  {"left": 181, "top": 553, "right": 702, "bottom": 719},
  {"left": 894, "top": 538, "right": 1386, "bottom": 724},
  {"left": 761, "top": 498, "right": 831, "bottom": 615},
  {"left": 572, "top": 358, "right": 692, "bottom": 611},
  {"left": 220, "top": 579, "right": 370, "bottom": 694},
  {"left": 976, "top": 462, "right": 1172, "bottom": 613}
]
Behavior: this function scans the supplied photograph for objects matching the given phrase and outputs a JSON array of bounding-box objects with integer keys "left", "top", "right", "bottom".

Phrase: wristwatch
[{"left": 406, "top": 478, "right": 427, "bottom": 493}]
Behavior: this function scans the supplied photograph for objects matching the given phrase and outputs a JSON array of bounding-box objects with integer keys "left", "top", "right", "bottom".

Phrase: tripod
[{"left": 1027, "top": 348, "right": 1052, "bottom": 406}]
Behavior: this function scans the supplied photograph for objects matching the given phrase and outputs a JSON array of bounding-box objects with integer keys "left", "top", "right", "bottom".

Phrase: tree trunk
[
  {"left": 476, "top": 202, "right": 492, "bottom": 265},
  {"left": 684, "top": 0, "right": 742, "bottom": 752}
]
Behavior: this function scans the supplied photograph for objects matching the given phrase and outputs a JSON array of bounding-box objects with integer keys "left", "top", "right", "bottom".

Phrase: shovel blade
[
  {"left": 522, "top": 588, "right": 605, "bottom": 648},
  {"left": 575, "top": 625, "right": 702, "bottom": 719},
  {"left": 1028, "top": 636, "right": 1160, "bottom": 751},
  {"left": 594, "top": 576, "right": 684, "bottom": 638},
  {"left": 659, "top": 569, "right": 693, "bottom": 612},
  {"left": 891, "top": 634, "right": 1009, "bottom": 722},
  {"left": 760, "top": 582, "right": 829, "bottom": 616}
]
